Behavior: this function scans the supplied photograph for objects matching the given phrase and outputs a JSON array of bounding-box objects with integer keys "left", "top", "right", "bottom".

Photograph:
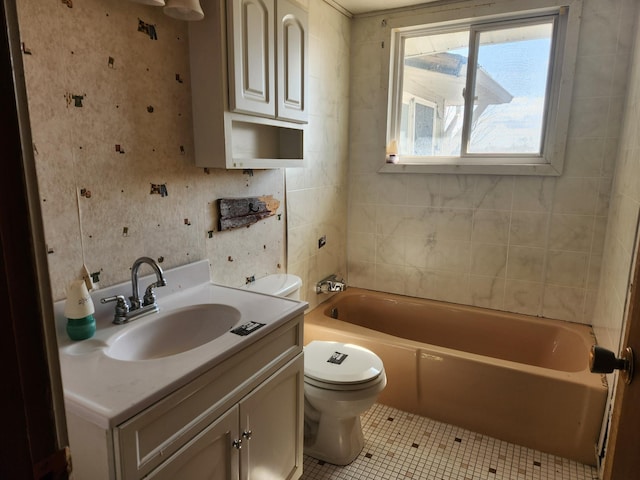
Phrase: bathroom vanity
[{"left": 56, "top": 260, "right": 306, "bottom": 480}]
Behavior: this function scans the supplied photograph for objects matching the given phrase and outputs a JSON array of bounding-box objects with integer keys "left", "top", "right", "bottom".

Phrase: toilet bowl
[
  {"left": 242, "top": 276, "right": 386, "bottom": 464},
  {"left": 303, "top": 340, "right": 386, "bottom": 465}
]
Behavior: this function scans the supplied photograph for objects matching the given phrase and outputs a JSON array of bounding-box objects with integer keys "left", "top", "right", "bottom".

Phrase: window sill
[{"left": 378, "top": 161, "right": 563, "bottom": 176}]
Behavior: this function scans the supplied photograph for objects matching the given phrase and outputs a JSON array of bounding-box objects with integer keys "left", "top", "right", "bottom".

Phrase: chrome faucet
[
  {"left": 315, "top": 274, "right": 347, "bottom": 294},
  {"left": 130, "top": 256, "right": 167, "bottom": 310},
  {"left": 101, "top": 257, "right": 167, "bottom": 324}
]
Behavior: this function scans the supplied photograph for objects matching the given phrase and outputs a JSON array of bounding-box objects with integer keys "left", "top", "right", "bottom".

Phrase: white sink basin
[{"left": 106, "top": 304, "right": 241, "bottom": 361}]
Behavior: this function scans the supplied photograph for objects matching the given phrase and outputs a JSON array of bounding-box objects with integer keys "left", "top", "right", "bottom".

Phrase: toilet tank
[{"left": 242, "top": 274, "right": 302, "bottom": 300}]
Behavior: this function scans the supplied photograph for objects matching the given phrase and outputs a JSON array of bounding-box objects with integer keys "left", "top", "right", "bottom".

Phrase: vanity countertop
[{"left": 55, "top": 260, "right": 307, "bottom": 429}]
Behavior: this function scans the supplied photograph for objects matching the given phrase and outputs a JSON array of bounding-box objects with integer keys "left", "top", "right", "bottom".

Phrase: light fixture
[{"left": 163, "top": 0, "right": 204, "bottom": 21}]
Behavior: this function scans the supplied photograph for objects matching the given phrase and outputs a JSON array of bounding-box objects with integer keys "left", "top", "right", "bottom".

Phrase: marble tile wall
[
  {"left": 347, "top": 0, "right": 635, "bottom": 324},
  {"left": 16, "top": 0, "right": 347, "bottom": 304},
  {"left": 592, "top": 0, "right": 640, "bottom": 355},
  {"left": 286, "top": 0, "right": 351, "bottom": 311}
]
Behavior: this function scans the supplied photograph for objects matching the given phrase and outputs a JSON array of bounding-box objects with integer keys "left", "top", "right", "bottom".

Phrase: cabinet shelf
[
  {"left": 226, "top": 114, "right": 304, "bottom": 169},
  {"left": 189, "top": 0, "right": 307, "bottom": 169}
]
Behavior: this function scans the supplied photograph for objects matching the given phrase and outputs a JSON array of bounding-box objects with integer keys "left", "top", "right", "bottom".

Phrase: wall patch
[
  {"left": 217, "top": 196, "right": 280, "bottom": 231},
  {"left": 138, "top": 19, "right": 158, "bottom": 40},
  {"left": 150, "top": 183, "right": 168, "bottom": 197}
]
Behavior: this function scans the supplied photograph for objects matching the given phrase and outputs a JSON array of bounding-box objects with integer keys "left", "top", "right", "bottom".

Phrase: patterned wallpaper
[{"left": 16, "top": 0, "right": 286, "bottom": 300}]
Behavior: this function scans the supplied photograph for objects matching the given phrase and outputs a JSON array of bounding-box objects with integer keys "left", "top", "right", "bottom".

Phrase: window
[
  {"left": 384, "top": 3, "right": 581, "bottom": 175},
  {"left": 401, "top": 94, "right": 438, "bottom": 155}
]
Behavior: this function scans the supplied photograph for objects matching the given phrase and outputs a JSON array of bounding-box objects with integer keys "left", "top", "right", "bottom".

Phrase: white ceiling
[{"left": 333, "top": 0, "right": 440, "bottom": 15}]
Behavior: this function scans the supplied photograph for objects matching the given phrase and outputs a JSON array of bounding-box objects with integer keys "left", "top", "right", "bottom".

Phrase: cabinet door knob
[
  {"left": 232, "top": 439, "right": 242, "bottom": 449},
  {"left": 242, "top": 430, "right": 253, "bottom": 440}
]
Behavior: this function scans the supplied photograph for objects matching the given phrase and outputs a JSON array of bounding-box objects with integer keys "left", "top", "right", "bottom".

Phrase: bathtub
[{"left": 304, "top": 288, "right": 607, "bottom": 465}]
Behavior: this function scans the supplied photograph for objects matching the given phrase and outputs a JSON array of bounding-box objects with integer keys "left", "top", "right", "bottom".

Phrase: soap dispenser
[{"left": 64, "top": 280, "right": 96, "bottom": 341}]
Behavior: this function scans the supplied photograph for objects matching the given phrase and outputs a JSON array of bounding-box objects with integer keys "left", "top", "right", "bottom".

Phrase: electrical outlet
[{"left": 318, "top": 235, "right": 327, "bottom": 249}]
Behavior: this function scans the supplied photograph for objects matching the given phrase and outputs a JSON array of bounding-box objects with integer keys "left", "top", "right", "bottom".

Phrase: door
[
  {"left": 602, "top": 242, "right": 640, "bottom": 479},
  {"left": 145, "top": 406, "right": 239, "bottom": 480},
  {"left": 276, "top": 0, "right": 308, "bottom": 123},
  {"left": 1, "top": 0, "right": 69, "bottom": 478},
  {"left": 228, "top": 0, "right": 275, "bottom": 118},
  {"left": 239, "top": 356, "right": 303, "bottom": 480}
]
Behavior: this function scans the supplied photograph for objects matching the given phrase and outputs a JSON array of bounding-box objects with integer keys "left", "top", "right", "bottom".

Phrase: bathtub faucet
[{"left": 315, "top": 274, "right": 347, "bottom": 294}]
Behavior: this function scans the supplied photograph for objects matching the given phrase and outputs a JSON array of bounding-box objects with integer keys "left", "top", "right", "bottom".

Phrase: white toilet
[
  {"left": 303, "top": 340, "right": 386, "bottom": 465},
  {"left": 241, "top": 273, "right": 303, "bottom": 299},
  {"left": 243, "top": 274, "right": 387, "bottom": 465}
]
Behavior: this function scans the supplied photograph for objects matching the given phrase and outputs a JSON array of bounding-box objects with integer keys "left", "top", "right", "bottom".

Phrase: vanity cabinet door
[
  {"left": 228, "top": 0, "right": 275, "bottom": 118},
  {"left": 276, "top": 0, "right": 308, "bottom": 123},
  {"left": 239, "top": 355, "right": 303, "bottom": 480},
  {"left": 145, "top": 406, "right": 239, "bottom": 480}
]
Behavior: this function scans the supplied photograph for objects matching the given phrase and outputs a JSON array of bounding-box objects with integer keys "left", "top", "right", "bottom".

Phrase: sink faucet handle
[
  {"left": 101, "top": 295, "right": 130, "bottom": 319},
  {"left": 101, "top": 294, "right": 129, "bottom": 309},
  {"left": 142, "top": 280, "right": 166, "bottom": 306}
]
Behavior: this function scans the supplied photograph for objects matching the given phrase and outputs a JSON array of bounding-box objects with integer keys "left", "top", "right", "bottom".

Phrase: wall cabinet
[
  {"left": 228, "top": 0, "right": 308, "bottom": 123},
  {"left": 227, "top": 0, "right": 274, "bottom": 118},
  {"left": 66, "top": 315, "right": 304, "bottom": 480},
  {"left": 189, "top": 0, "right": 307, "bottom": 169},
  {"left": 276, "top": 0, "right": 308, "bottom": 123}
]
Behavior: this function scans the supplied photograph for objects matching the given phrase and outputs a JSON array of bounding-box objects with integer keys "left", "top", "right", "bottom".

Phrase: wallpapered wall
[{"left": 16, "top": 0, "right": 334, "bottom": 302}]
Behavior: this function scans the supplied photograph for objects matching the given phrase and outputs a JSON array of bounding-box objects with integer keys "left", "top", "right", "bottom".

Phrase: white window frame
[{"left": 382, "top": 0, "right": 582, "bottom": 176}]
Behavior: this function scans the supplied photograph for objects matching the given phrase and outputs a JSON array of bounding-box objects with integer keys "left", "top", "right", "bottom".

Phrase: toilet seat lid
[{"left": 304, "top": 341, "right": 384, "bottom": 384}]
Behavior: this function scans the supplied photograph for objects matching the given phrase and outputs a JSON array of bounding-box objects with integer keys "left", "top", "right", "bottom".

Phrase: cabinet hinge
[{"left": 33, "top": 446, "right": 72, "bottom": 480}]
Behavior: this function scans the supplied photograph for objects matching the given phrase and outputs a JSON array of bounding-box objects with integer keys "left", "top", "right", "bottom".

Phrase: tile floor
[{"left": 301, "top": 403, "right": 599, "bottom": 480}]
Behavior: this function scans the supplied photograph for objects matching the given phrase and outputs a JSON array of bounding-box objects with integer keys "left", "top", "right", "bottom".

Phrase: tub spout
[{"left": 315, "top": 275, "right": 347, "bottom": 294}]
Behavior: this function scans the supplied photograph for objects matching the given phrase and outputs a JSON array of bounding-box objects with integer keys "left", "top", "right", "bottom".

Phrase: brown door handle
[{"left": 589, "top": 345, "right": 634, "bottom": 385}]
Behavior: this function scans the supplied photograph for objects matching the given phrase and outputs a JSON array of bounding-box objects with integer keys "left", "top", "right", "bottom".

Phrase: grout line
[{"left": 301, "top": 403, "right": 598, "bottom": 480}]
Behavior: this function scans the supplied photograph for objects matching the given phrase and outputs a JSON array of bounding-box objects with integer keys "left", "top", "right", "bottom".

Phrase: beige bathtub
[{"left": 304, "top": 288, "right": 607, "bottom": 465}]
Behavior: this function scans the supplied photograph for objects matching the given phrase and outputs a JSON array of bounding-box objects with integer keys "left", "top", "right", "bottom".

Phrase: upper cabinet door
[
  {"left": 229, "top": 0, "right": 276, "bottom": 117},
  {"left": 276, "top": 0, "right": 308, "bottom": 123}
]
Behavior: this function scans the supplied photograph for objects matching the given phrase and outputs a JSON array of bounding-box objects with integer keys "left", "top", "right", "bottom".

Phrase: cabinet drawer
[{"left": 115, "top": 315, "right": 302, "bottom": 479}]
